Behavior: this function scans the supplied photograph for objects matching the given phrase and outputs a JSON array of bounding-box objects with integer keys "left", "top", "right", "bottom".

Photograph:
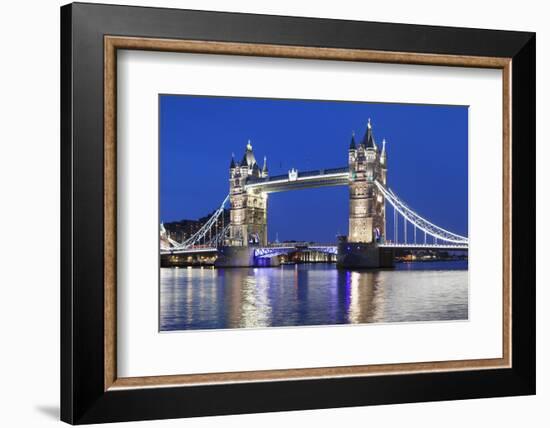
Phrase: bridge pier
[
  {"left": 214, "top": 246, "right": 255, "bottom": 267},
  {"left": 336, "top": 242, "right": 394, "bottom": 269},
  {"left": 214, "top": 246, "right": 282, "bottom": 268}
]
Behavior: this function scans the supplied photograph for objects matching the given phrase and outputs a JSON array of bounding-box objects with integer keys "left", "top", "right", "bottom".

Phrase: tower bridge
[{"left": 161, "top": 119, "right": 468, "bottom": 268}]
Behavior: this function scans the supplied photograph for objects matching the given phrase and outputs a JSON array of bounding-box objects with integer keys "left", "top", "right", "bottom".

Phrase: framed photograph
[{"left": 61, "top": 2, "right": 535, "bottom": 424}]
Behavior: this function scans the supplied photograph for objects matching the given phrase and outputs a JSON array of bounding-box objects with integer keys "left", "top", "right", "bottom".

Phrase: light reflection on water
[{"left": 160, "top": 261, "right": 468, "bottom": 331}]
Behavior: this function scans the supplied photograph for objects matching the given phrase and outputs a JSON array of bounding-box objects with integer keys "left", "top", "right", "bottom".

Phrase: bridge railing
[
  {"left": 324, "top": 167, "right": 349, "bottom": 174},
  {"left": 380, "top": 243, "right": 468, "bottom": 249},
  {"left": 297, "top": 169, "right": 324, "bottom": 178},
  {"left": 247, "top": 176, "right": 276, "bottom": 184}
]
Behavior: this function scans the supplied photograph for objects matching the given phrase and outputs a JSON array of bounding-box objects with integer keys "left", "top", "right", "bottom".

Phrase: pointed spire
[
  {"left": 380, "top": 138, "right": 387, "bottom": 166},
  {"left": 242, "top": 139, "right": 256, "bottom": 168},
  {"left": 229, "top": 153, "right": 236, "bottom": 169},
  {"left": 349, "top": 131, "right": 356, "bottom": 150},
  {"left": 362, "top": 118, "right": 376, "bottom": 149},
  {"left": 262, "top": 156, "right": 268, "bottom": 173}
]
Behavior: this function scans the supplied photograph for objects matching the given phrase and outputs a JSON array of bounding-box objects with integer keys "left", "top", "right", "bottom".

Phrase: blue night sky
[{"left": 160, "top": 95, "right": 468, "bottom": 243}]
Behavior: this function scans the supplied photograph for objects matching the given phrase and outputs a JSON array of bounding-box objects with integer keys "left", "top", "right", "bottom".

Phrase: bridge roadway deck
[{"left": 162, "top": 242, "right": 468, "bottom": 256}]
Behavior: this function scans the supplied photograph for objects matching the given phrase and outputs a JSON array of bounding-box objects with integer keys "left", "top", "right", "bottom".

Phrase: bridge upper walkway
[{"left": 245, "top": 167, "right": 349, "bottom": 193}]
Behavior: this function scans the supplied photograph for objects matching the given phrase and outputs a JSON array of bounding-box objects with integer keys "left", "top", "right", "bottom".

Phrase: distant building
[{"left": 164, "top": 209, "right": 230, "bottom": 244}]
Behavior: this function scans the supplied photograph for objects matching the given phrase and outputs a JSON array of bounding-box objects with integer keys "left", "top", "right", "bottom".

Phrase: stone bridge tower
[
  {"left": 227, "top": 141, "right": 268, "bottom": 247},
  {"left": 347, "top": 119, "right": 387, "bottom": 244}
]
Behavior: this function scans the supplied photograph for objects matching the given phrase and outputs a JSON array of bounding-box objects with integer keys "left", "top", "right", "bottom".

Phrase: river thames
[{"left": 160, "top": 261, "right": 468, "bottom": 331}]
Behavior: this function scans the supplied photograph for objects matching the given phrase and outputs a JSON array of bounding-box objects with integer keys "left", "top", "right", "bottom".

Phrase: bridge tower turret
[
  {"left": 227, "top": 141, "right": 268, "bottom": 247},
  {"left": 348, "top": 119, "right": 386, "bottom": 243},
  {"left": 228, "top": 155, "right": 246, "bottom": 246}
]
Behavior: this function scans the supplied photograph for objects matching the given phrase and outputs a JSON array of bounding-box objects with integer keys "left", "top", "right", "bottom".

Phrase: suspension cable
[{"left": 375, "top": 181, "right": 467, "bottom": 244}]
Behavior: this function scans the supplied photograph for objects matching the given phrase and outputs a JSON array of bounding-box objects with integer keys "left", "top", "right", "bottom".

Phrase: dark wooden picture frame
[{"left": 61, "top": 2, "right": 535, "bottom": 424}]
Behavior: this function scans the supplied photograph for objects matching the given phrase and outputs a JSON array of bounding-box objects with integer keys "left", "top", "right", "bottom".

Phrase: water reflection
[{"left": 160, "top": 261, "right": 468, "bottom": 331}]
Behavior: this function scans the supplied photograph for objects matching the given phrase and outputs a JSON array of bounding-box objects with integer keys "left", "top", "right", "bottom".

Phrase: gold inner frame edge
[{"left": 104, "top": 36, "right": 512, "bottom": 391}]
